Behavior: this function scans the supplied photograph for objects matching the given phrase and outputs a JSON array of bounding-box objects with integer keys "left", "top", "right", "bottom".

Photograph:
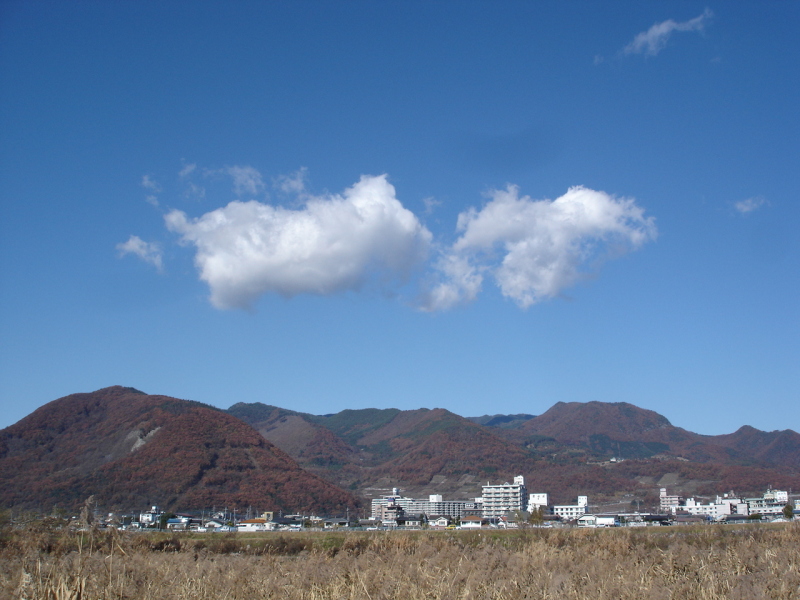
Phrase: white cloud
[
  {"left": 224, "top": 165, "right": 265, "bottom": 196},
  {"left": 623, "top": 8, "right": 712, "bottom": 57},
  {"left": 165, "top": 174, "right": 432, "bottom": 309},
  {"left": 422, "top": 196, "right": 442, "bottom": 215},
  {"left": 116, "top": 235, "right": 163, "bottom": 272},
  {"left": 184, "top": 182, "right": 206, "bottom": 201},
  {"left": 422, "top": 185, "right": 656, "bottom": 310},
  {"left": 735, "top": 196, "right": 767, "bottom": 214},
  {"left": 274, "top": 167, "right": 309, "bottom": 195},
  {"left": 179, "top": 163, "right": 197, "bottom": 179},
  {"left": 141, "top": 175, "right": 161, "bottom": 206},
  {"left": 422, "top": 254, "right": 484, "bottom": 311},
  {"left": 141, "top": 175, "right": 161, "bottom": 193}
]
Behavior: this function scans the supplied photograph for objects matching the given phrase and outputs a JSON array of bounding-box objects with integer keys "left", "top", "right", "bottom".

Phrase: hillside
[
  {"left": 482, "top": 401, "right": 800, "bottom": 469},
  {"left": 228, "top": 404, "right": 539, "bottom": 499},
  {"left": 0, "top": 387, "right": 356, "bottom": 514},
  {"left": 5, "top": 389, "right": 798, "bottom": 513},
  {"left": 231, "top": 399, "right": 800, "bottom": 506}
]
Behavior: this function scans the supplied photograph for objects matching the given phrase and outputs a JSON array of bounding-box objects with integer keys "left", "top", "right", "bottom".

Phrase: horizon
[
  {"left": 4, "top": 384, "right": 795, "bottom": 438},
  {"left": 1, "top": 2, "right": 798, "bottom": 436}
]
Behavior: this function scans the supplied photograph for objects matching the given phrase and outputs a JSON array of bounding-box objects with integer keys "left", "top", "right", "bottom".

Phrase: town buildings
[
  {"left": 370, "top": 489, "right": 481, "bottom": 521},
  {"left": 659, "top": 487, "right": 790, "bottom": 520},
  {"left": 114, "top": 480, "right": 796, "bottom": 533}
]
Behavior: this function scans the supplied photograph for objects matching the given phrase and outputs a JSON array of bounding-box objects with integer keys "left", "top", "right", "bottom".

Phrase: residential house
[
  {"left": 237, "top": 518, "right": 271, "bottom": 532},
  {"left": 459, "top": 515, "right": 486, "bottom": 529}
]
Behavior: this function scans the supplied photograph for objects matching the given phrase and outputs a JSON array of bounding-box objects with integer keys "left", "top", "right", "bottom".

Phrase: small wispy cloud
[
  {"left": 176, "top": 163, "right": 205, "bottom": 200},
  {"left": 274, "top": 167, "right": 309, "bottom": 195},
  {"left": 735, "top": 196, "right": 768, "bottom": 214},
  {"left": 225, "top": 165, "right": 265, "bottom": 196},
  {"left": 623, "top": 8, "right": 713, "bottom": 57},
  {"left": 141, "top": 175, "right": 161, "bottom": 193},
  {"left": 179, "top": 163, "right": 197, "bottom": 179},
  {"left": 116, "top": 235, "right": 163, "bottom": 272},
  {"left": 141, "top": 175, "right": 161, "bottom": 207},
  {"left": 422, "top": 196, "right": 442, "bottom": 215}
]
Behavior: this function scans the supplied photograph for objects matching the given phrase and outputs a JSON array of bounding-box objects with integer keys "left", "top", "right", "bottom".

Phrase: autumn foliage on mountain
[
  {"left": 3, "top": 387, "right": 800, "bottom": 514},
  {"left": 0, "top": 387, "right": 356, "bottom": 513},
  {"left": 230, "top": 399, "right": 800, "bottom": 505}
]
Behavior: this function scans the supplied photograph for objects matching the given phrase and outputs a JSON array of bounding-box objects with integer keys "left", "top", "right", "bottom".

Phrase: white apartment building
[
  {"left": 482, "top": 476, "right": 527, "bottom": 518},
  {"left": 746, "top": 489, "right": 789, "bottom": 517},
  {"left": 552, "top": 496, "right": 588, "bottom": 520},
  {"left": 528, "top": 493, "right": 549, "bottom": 512},
  {"left": 659, "top": 488, "right": 683, "bottom": 514},
  {"left": 681, "top": 497, "right": 736, "bottom": 519},
  {"left": 371, "top": 491, "right": 471, "bottom": 520}
]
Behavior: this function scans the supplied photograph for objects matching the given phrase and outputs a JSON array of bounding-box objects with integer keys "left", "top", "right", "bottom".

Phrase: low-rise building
[
  {"left": 428, "top": 516, "right": 453, "bottom": 528},
  {"left": 552, "top": 496, "right": 588, "bottom": 520},
  {"left": 138, "top": 506, "right": 162, "bottom": 526},
  {"left": 680, "top": 498, "right": 735, "bottom": 520},
  {"left": 237, "top": 518, "right": 271, "bottom": 532},
  {"left": 459, "top": 516, "right": 486, "bottom": 529},
  {"left": 528, "top": 493, "right": 549, "bottom": 512},
  {"left": 577, "top": 514, "right": 619, "bottom": 528}
]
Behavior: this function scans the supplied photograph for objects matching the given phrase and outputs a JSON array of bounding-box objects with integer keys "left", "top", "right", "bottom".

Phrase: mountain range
[
  {"left": 1, "top": 387, "right": 798, "bottom": 514},
  {"left": 228, "top": 400, "right": 800, "bottom": 507}
]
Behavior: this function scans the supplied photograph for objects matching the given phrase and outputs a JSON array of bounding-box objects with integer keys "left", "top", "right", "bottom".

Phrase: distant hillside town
[
  {"left": 369, "top": 477, "right": 798, "bottom": 529},
  {"left": 55, "top": 476, "right": 800, "bottom": 533}
]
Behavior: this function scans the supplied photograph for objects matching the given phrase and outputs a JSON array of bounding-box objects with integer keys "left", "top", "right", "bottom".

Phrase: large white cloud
[
  {"left": 165, "top": 174, "right": 432, "bottom": 309},
  {"left": 623, "top": 9, "right": 712, "bottom": 57},
  {"left": 422, "top": 185, "right": 656, "bottom": 310}
]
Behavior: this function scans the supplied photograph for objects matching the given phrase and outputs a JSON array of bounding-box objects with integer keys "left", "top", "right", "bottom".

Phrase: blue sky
[{"left": 1, "top": 1, "right": 797, "bottom": 435}]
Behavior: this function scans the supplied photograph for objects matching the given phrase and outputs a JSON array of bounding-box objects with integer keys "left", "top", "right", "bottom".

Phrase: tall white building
[
  {"left": 482, "top": 476, "right": 527, "bottom": 518},
  {"left": 659, "top": 488, "right": 683, "bottom": 514}
]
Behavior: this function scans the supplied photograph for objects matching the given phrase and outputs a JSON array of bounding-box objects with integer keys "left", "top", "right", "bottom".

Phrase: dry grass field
[{"left": 1, "top": 522, "right": 799, "bottom": 599}]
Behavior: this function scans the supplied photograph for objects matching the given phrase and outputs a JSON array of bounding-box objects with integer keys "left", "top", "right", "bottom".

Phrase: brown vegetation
[
  {"left": 230, "top": 398, "right": 800, "bottom": 504},
  {"left": 0, "top": 387, "right": 357, "bottom": 514},
  {"left": 2, "top": 520, "right": 799, "bottom": 599}
]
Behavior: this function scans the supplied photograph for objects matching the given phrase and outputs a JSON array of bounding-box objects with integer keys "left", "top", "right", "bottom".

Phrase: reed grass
[{"left": 2, "top": 523, "right": 798, "bottom": 599}]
